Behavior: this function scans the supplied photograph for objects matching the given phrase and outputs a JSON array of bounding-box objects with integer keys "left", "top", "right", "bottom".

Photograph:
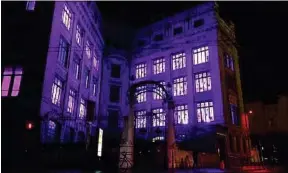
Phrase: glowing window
[
  {"left": 152, "top": 108, "right": 165, "bottom": 127},
  {"left": 92, "top": 77, "right": 97, "bottom": 96},
  {"left": 135, "top": 63, "right": 147, "bottom": 79},
  {"left": 85, "top": 41, "right": 92, "bottom": 59},
  {"left": 93, "top": 53, "right": 99, "bottom": 70},
  {"left": 51, "top": 77, "right": 63, "bottom": 106},
  {"left": 73, "top": 56, "right": 81, "bottom": 80},
  {"left": 26, "top": 1, "right": 36, "bottom": 11},
  {"left": 67, "top": 89, "right": 76, "bottom": 114},
  {"left": 196, "top": 101, "right": 214, "bottom": 123},
  {"left": 58, "top": 37, "right": 69, "bottom": 67},
  {"left": 173, "top": 77, "right": 187, "bottom": 96},
  {"left": 193, "top": 46, "right": 209, "bottom": 65},
  {"left": 62, "top": 4, "right": 72, "bottom": 30},
  {"left": 195, "top": 72, "right": 212, "bottom": 93},
  {"left": 174, "top": 105, "right": 188, "bottom": 124},
  {"left": 172, "top": 52, "right": 186, "bottom": 70},
  {"left": 2, "top": 67, "right": 23, "bottom": 97},
  {"left": 153, "top": 81, "right": 165, "bottom": 100},
  {"left": 79, "top": 98, "right": 87, "bottom": 119},
  {"left": 75, "top": 24, "right": 83, "bottom": 46},
  {"left": 136, "top": 85, "right": 146, "bottom": 103},
  {"left": 152, "top": 136, "right": 164, "bottom": 142},
  {"left": 153, "top": 57, "right": 165, "bottom": 74},
  {"left": 135, "top": 110, "right": 146, "bottom": 128}
]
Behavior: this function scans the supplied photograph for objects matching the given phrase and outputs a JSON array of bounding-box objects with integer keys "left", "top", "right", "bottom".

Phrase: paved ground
[{"left": 2, "top": 167, "right": 284, "bottom": 173}]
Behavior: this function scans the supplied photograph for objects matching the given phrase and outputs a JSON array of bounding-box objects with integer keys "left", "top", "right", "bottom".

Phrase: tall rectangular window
[
  {"left": 67, "top": 89, "right": 76, "bottom": 114},
  {"left": 135, "top": 110, "right": 146, "bottom": 128},
  {"left": 173, "top": 77, "right": 187, "bottom": 96},
  {"left": 26, "top": 1, "right": 36, "bottom": 11},
  {"left": 75, "top": 24, "right": 83, "bottom": 46},
  {"left": 111, "top": 64, "right": 121, "bottom": 78},
  {"left": 193, "top": 46, "right": 209, "bottom": 65},
  {"left": 153, "top": 57, "right": 165, "bottom": 74},
  {"left": 153, "top": 81, "right": 165, "bottom": 100},
  {"left": 136, "top": 85, "right": 146, "bottom": 103},
  {"left": 73, "top": 56, "right": 80, "bottom": 80},
  {"left": 51, "top": 77, "right": 63, "bottom": 106},
  {"left": 84, "top": 68, "right": 90, "bottom": 88},
  {"left": 195, "top": 72, "right": 212, "bottom": 93},
  {"left": 85, "top": 41, "right": 91, "bottom": 59},
  {"left": 92, "top": 77, "right": 97, "bottom": 96},
  {"left": 79, "top": 98, "right": 87, "bottom": 119},
  {"left": 152, "top": 108, "right": 165, "bottom": 127},
  {"left": 135, "top": 63, "right": 147, "bottom": 79},
  {"left": 196, "top": 101, "right": 214, "bottom": 123},
  {"left": 93, "top": 53, "right": 99, "bottom": 70},
  {"left": 175, "top": 105, "right": 188, "bottom": 125},
  {"left": 172, "top": 52, "right": 186, "bottom": 70},
  {"left": 224, "top": 54, "right": 234, "bottom": 71},
  {"left": 229, "top": 95, "right": 239, "bottom": 125},
  {"left": 109, "top": 85, "right": 120, "bottom": 103},
  {"left": 58, "top": 37, "right": 69, "bottom": 67},
  {"left": 2, "top": 67, "right": 23, "bottom": 97},
  {"left": 62, "top": 4, "right": 72, "bottom": 30}
]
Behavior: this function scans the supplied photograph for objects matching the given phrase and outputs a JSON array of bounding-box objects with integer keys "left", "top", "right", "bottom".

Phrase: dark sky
[{"left": 97, "top": 2, "right": 288, "bottom": 102}]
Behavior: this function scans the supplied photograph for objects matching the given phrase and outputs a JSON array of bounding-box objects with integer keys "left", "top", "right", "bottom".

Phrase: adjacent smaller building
[{"left": 245, "top": 94, "right": 288, "bottom": 164}]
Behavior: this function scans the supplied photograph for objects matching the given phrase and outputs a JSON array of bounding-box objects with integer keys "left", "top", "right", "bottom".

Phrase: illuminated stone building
[
  {"left": 2, "top": 1, "right": 104, "bottom": 156},
  {"left": 127, "top": 2, "right": 249, "bottom": 167},
  {"left": 2, "top": 1, "right": 249, "bottom": 168}
]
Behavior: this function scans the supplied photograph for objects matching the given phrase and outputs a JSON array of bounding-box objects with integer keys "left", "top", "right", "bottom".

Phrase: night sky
[{"left": 97, "top": 2, "right": 288, "bottom": 102}]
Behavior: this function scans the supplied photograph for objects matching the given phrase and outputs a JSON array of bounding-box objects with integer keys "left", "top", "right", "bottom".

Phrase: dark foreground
[{"left": 2, "top": 167, "right": 286, "bottom": 173}]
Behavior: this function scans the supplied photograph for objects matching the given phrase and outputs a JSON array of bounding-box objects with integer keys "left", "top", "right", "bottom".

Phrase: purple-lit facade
[
  {"left": 2, "top": 1, "right": 249, "bottom": 168},
  {"left": 39, "top": 1, "right": 104, "bottom": 143},
  {"left": 107, "top": 2, "right": 248, "bottom": 167},
  {"left": 2, "top": 1, "right": 104, "bottom": 150}
]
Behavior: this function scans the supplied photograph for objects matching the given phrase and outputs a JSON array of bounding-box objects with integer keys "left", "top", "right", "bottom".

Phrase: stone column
[
  {"left": 119, "top": 104, "right": 134, "bottom": 169},
  {"left": 167, "top": 100, "right": 176, "bottom": 169}
]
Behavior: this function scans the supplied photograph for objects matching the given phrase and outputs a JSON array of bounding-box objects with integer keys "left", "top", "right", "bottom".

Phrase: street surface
[{"left": 2, "top": 167, "right": 283, "bottom": 173}]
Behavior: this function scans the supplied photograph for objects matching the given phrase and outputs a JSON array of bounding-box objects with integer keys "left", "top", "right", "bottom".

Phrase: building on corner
[{"left": 1, "top": 1, "right": 104, "bottom": 161}]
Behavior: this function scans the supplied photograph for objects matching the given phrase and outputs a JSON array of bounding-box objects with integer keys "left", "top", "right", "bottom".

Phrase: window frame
[
  {"left": 193, "top": 46, "right": 209, "bottom": 65},
  {"left": 173, "top": 76, "right": 187, "bottom": 96},
  {"left": 51, "top": 76, "right": 63, "bottom": 106},
  {"left": 196, "top": 101, "right": 214, "bottom": 123},
  {"left": 153, "top": 57, "right": 165, "bottom": 75},
  {"left": 195, "top": 71, "right": 212, "bottom": 93},
  {"left": 135, "top": 110, "right": 147, "bottom": 128},
  {"left": 152, "top": 108, "right": 165, "bottom": 127},
  {"left": 174, "top": 104, "right": 189, "bottom": 125},
  {"left": 136, "top": 85, "right": 146, "bottom": 103},
  {"left": 67, "top": 89, "right": 77, "bottom": 114},
  {"left": 135, "top": 63, "right": 147, "bottom": 79},
  {"left": 172, "top": 52, "right": 186, "bottom": 70},
  {"left": 62, "top": 4, "right": 73, "bottom": 30},
  {"left": 58, "top": 36, "right": 70, "bottom": 67}
]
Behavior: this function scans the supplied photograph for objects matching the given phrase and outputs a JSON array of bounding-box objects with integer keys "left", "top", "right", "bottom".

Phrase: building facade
[
  {"left": 1, "top": 1, "right": 104, "bottom": 156},
  {"left": 245, "top": 94, "right": 288, "bottom": 164},
  {"left": 126, "top": 2, "right": 249, "bottom": 167},
  {"left": 2, "top": 1, "right": 250, "bottom": 168}
]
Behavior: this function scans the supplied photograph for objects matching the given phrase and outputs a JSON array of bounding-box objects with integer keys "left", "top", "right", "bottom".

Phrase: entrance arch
[{"left": 119, "top": 80, "right": 176, "bottom": 169}]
